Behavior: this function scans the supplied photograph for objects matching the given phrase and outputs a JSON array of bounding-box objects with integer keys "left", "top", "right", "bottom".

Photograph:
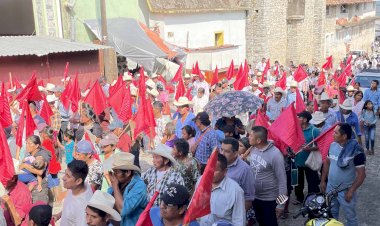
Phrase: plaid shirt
[
  {"left": 194, "top": 127, "right": 221, "bottom": 164},
  {"left": 50, "top": 106, "right": 61, "bottom": 132},
  {"left": 142, "top": 167, "right": 185, "bottom": 206}
]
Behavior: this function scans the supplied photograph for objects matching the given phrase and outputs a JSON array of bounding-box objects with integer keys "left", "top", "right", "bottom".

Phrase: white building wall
[{"left": 149, "top": 11, "right": 246, "bottom": 70}]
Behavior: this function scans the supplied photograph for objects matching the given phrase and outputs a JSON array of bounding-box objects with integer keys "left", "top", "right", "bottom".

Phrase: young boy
[
  {"left": 57, "top": 130, "right": 75, "bottom": 165},
  {"left": 18, "top": 155, "right": 45, "bottom": 191}
]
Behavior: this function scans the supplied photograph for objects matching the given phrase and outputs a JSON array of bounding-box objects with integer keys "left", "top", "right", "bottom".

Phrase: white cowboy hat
[
  {"left": 184, "top": 74, "right": 192, "bottom": 79},
  {"left": 145, "top": 79, "right": 155, "bottom": 89},
  {"left": 273, "top": 87, "right": 286, "bottom": 96},
  {"left": 45, "top": 83, "right": 56, "bottom": 92},
  {"left": 87, "top": 191, "right": 122, "bottom": 221},
  {"left": 319, "top": 92, "right": 332, "bottom": 102},
  {"left": 130, "top": 86, "right": 138, "bottom": 96},
  {"left": 257, "top": 71, "right": 263, "bottom": 76},
  {"left": 61, "top": 76, "right": 71, "bottom": 82},
  {"left": 310, "top": 111, "right": 326, "bottom": 125},
  {"left": 46, "top": 94, "right": 58, "bottom": 103},
  {"left": 150, "top": 144, "right": 177, "bottom": 166},
  {"left": 147, "top": 88, "right": 159, "bottom": 97},
  {"left": 151, "top": 73, "right": 158, "bottom": 79},
  {"left": 123, "top": 72, "right": 133, "bottom": 81},
  {"left": 7, "top": 86, "right": 16, "bottom": 93},
  {"left": 289, "top": 81, "right": 298, "bottom": 87},
  {"left": 173, "top": 97, "right": 193, "bottom": 106},
  {"left": 191, "top": 73, "right": 199, "bottom": 77},
  {"left": 252, "top": 80, "right": 259, "bottom": 86},
  {"left": 346, "top": 85, "right": 357, "bottom": 92},
  {"left": 38, "top": 86, "right": 46, "bottom": 92},
  {"left": 112, "top": 152, "right": 141, "bottom": 173},
  {"left": 263, "top": 81, "right": 271, "bottom": 88},
  {"left": 339, "top": 99, "right": 353, "bottom": 110}
]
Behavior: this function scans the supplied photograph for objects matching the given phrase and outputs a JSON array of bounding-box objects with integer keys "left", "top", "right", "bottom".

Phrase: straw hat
[
  {"left": 263, "top": 81, "right": 271, "bottom": 88},
  {"left": 147, "top": 89, "right": 159, "bottom": 97},
  {"left": 146, "top": 79, "right": 155, "bottom": 89},
  {"left": 319, "top": 92, "right": 332, "bottom": 101},
  {"left": 251, "top": 80, "right": 259, "bottom": 86},
  {"left": 346, "top": 85, "right": 357, "bottom": 92},
  {"left": 151, "top": 73, "right": 158, "bottom": 79},
  {"left": 310, "top": 111, "right": 326, "bottom": 125},
  {"left": 257, "top": 71, "right": 263, "bottom": 76},
  {"left": 87, "top": 191, "right": 121, "bottom": 221},
  {"left": 184, "top": 74, "right": 192, "bottom": 79},
  {"left": 339, "top": 99, "right": 353, "bottom": 110},
  {"left": 112, "top": 152, "right": 141, "bottom": 173},
  {"left": 290, "top": 81, "right": 298, "bottom": 87},
  {"left": 150, "top": 144, "right": 177, "bottom": 166},
  {"left": 273, "top": 87, "right": 286, "bottom": 96},
  {"left": 45, "top": 83, "right": 56, "bottom": 92},
  {"left": 46, "top": 94, "right": 58, "bottom": 103},
  {"left": 123, "top": 72, "right": 133, "bottom": 81},
  {"left": 173, "top": 97, "right": 193, "bottom": 106}
]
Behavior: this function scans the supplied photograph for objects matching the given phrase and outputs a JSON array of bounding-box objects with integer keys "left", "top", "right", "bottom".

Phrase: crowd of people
[{"left": 0, "top": 52, "right": 377, "bottom": 226}]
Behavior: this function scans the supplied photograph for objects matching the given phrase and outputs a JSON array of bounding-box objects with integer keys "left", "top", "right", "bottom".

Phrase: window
[
  {"left": 215, "top": 32, "right": 224, "bottom": 47},
  {"left": 341, "top": 4, "right": 347, "bottom": 13},
  {"left": 326, "top": 6, "right": 330, "bottom": 16}
]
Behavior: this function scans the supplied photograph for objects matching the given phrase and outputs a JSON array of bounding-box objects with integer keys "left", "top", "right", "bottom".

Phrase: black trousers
[
  {"left": 253, "top": 199, "right": 278, "bottom": 226},
  {"left": 295, "top": 167, "right": 320, "bottom": 202}
]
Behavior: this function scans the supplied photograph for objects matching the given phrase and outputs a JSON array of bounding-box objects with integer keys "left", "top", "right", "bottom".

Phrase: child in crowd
[
  {"left": 18, "top": 155, "right": 45, "bottom": 191},
  {"left": 57, "top": 130, "right": 75, "bottom": 165},
  {"left": 360, "top": 100, "right": 378, "bottom": 155}
]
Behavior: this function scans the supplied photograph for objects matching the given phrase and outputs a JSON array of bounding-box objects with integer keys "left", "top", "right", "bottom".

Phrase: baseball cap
[
  {"left": 161, "top": 184, "right": 190, "bottom": 206},
  {"left": 108, "top": 120, "right": 124, "bottom": 131},
  {"left": 192, "top": 112, "right": 211, "bottom": 126},
  {"left": 76, "top": 140, "right": 94, "bottom": 154},
  {"left": 29, "top": 205, "right": 52, "bottom": 226}
]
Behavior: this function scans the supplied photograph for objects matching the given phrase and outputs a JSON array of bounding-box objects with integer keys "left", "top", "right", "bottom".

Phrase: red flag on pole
[
  {"left": 269, "top": 104, "right": 305, "bottom": 153},
  {"left": 274, "top": 65, "right": 279, "bottom": 77},
  {"left": 0, "top": 82, "right": 12, "bottom": 128},
  {"left": 234, "top": 64, "right": 248, "bottom": 91},
  {"left": 84, "top": 132, "right": 100, "bottom": 161},
  {"left": 175, "top": 77, "right": 186, "bottom": 101},
  {"left": 185, "top": 86, "right": 193, "bottom": 101},
  {"left": 0, "top": 122, "right": 15, "bottom": 186},
  {"left": 83, "top": 81, "right": 108, "bottom": 115},
  {"left": 308, "top": 90, "right": 314, "bottom": 102},
  {"left": 60, "top": 80, "right": 72, "bottom": 110},
  {"left": 314, "top": 124, "right": 337, "bottom": 161},
  {"left": 293, "top": 65, "right": 308, "bottom": 82},
  {"left": 322, "top": 55, "right": 333, "bottom": 70},
  {"left": 138, "top": 67, "right": 147, "bottom": 98},
  {"left": 119, "top": 87, "right": 133, "bottom": 123},
  {"left": 317, "top": 70, "right": 326, "bottom": 86},
  {"left": 227, "top": 60, "right": 235, "bottom": 80},
  {"left": 70, "top": 73, "right": 81, "bottom": 113},
  {"left": 109, "top": 75, "right": 124, "bottom": 98},
  {"left": 261, "top": 59, "right": 270, "bottom": 82},
  {"left": 193, "top": 61, "right": 205, "bottom": 80},
  {"left": 133, "top": 98, "right": 149, "bottom": 139},
  {"left": 171, "top": 64, "right": 183, "bottom": 83},
  {"left": 275, "top": 71, "right": 287, "bottom": 90},
  {"left": 295, "top": 89, "right": 306, "bottom": 113},
  {"left": 339, "top": 89, "right": 346, "bottom": 104},
  {"left": 109, "top": 85, "right": 126, "bottom": 118},
  {"left": 313, "top": 98, "right": 319, "bottom": 112},
  {"left": 144, "top": 100, "right": 157, "bottom": 139},
  {"left": 346, "top": 55, "right": 353, "bottom": 65},
  {"left": 135, "top": 191, "right": 159, "bottom": 226},
  {"left": 40, "top": 97, "right": 54, "bottom": 126},
  {"left": 24, "top": 101, "right": 37, "bottom": 138},
  {"left": 16, "top": 73, "right": 43, "bottom": 102},
  {"left": 211, "top": 66, "right": 219, "bottom": 87},
  {"left": 183, "top": 149, "right": 218, "bottom": 224}
]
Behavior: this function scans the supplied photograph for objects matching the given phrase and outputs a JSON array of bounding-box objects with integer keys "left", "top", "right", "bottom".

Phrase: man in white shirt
[
  {"left": 200, "top": 154, "right": 246, "bottom": 226},
  {"left": 53, "top": 160, "right": 93, "bottom": 226},
  {"left": 267, "top": 87, "right": 287, "bottom": 122},
  {"left": 192, "top": 87, "right": 209, "bottom": 114},
  {"left": 255, "top": 58, "right": 266, "bottom": 72},
  {"left": 192, "top": 74, "right": 210, "bottom": 98}
]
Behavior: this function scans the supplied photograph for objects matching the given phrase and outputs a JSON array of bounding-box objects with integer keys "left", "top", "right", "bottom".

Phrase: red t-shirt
[{"left": 42, "top": 139, "right": 61, "bottom": 174}]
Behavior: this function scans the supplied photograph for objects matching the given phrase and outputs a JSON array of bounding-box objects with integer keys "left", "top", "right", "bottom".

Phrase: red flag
[
  {"left": 275, "top": 71, "right": 287, "bottom": 90},
  {"left": 346, "top": 55, "right": 352, "bottom": 65},
  {"left": 24, "top": 101, "right": 37, "bottom": 138},
  {"left": 119, "top": 87, "right": 133, "bottom": 123},
  {"left": 0, "top": 122, "right": 15, "bottom": 186},
  {"left": 133, "top": 98, "right": 149, "bottom": 139},
  {"left": 227, "top": 60, "right": 235, "bottom": 80},
  {"left": 313, "top": 98, "right": 319, "bottom": 112},
  {"left": 60, "top": 80, "right": 72, "bottom": 110},
  {"left": 70, "top": 73, "right": 81, "bottom": 112},
  {"left": 255, "top": 110, "right": 270, "bottom": 128},
  {"left": 339, "top": 89, "right": 346, "bottom": 104},
  {"left": 183, "top": 149, "right": 218, "bottom": 224},
  {"left": 109, "top": 86, "right": 126, "bottom": 118},
  {"left": 293, "top": 65, "right": 308, "bottom": 82},
  {"left": 185, "top": 86, "right": 193, "bottom": 101},
  {"left": 211, "top": 66, "right": 219, "bottom": 87},
  {"left": 109, "top": 75, "right": 124, "bottom": 98},
  {"left": 171, "top": 64, "right": 183, "bottom": 83},
  {"left": 16, "top": 102, "right": 25, "bottom": 147},
  {"left": 337, "top": 71, "right": 347, "bottom": 87},
  {"left": 193, "top": 61, "right": 205, "bottom": 80},
  {"left": 343, "top": 63, "right": 352, "bottom": 78},
  {"left": 350, "top": 77, "right": 355, "bottom": 86},
  {"left": 340, "top": 61, "right": 345, "bottom": 71},
  {"left": 308, "top": 90, "right": 313, "bottom": 102},
  {"left": 83, "top": 81, "right": 108, "bottom": 115},
  {"left": 138, "top": 67, "right": 147, "bottom": 98},
  {"left": 63, "top": 62, "right": 69, "bottom": 82},
  {"left": 135, "top": 191, "right": 159, "bottom": 226},
  {"left": 84, "top": 132, "right": 100, "bottom": 161},
  {"left": 16, "top": 73, "right": 43, "bottom": 102},
  {"left": 295, "top": 89, "right": 306, "bottom": 113},
  {"left": 322, "top": 55, "right": 333, "bottom": 70},
  {"left": 37, "top": 80, "right": 45, "bottom": 87},
  {"left": 234, "top": 64, "right": 248, "bottom": 91},
  {"left": 261, "top": 59, "right": 270, "bottom": 83},
  {"left": 274, "top": 65, "right": 279, "bottom": 77},
  {"left": 175, "top": 77, "right": 186, "bottom": 101},
  {"left": 317, "top": 70, "right": 326, "bottom": 86},
  {"left": 269, "top": 104, "right": 305, "bottom": 153},
  {"left": 144, "top": 100, "right": 157, "bottom": 139},
  {"left": 40, "top": 97, "right": 53, "bottom": 126},
  {"left": 0, "top": 82, "right": 12, "bottom": 128},
  {"left": 315, "top": 124, "right": 337, "bottom": 161}
]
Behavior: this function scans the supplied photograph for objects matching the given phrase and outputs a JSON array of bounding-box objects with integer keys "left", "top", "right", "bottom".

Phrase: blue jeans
[
  {"left": 328, "top": 184, "right": 358, "bottom": 226},
  {"left": 363, "top": 125, "right": 376, "bottom": 150}
]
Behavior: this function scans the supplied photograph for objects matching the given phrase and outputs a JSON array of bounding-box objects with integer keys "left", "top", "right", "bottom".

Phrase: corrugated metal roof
[{"left": 0, "top": 36, "right": 111, "bottom": 57}]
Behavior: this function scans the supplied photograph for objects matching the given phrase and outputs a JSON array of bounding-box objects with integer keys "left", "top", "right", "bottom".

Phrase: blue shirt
[
  {"left": 295, "top": 125, "right": 320, "bottom": 167},
  {"left": 227, "top": 158, "right": 255, "bottom": 201},
  {"left": 363, "top": 88, "right": 380, "bottom": 111},
  {"left": 175, "top": 112, "right": 196, "bottom": 138},
  {"left": 64, "top": 140, "right": 75, "bottom": 165},
  {"left": 286, "top": 92, "right": 296, "bottom": 107},
  {"left": 323, "top": 108, "right": 338, "bottom": 129},
  {"left": 149, "top": 207, "right": 200, "bottom": 226},
  {"left": 336, "top": 111, "right": 362, "bottom": 136},
  {"left": 194, "top": 127, "right": 221, "bottom": 164},
  {"left": 108, "top": 174, "right": 148, "bottom": 226}
]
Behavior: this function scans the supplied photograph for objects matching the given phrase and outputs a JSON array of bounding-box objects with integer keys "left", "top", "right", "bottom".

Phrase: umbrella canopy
[{"left": 204, "top": 91, "right": 263, "bottom": 119}]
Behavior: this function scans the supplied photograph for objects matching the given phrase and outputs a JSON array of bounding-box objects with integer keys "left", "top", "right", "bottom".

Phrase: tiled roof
[
  {"left": 326, "top": 0, "right": 374, "bottom": 6},
  {"left": 0, "top": 36, "right": 111, "bottom": 57},
  {"left": 147, "top": 0, "right": 249, "bottom": 13}
]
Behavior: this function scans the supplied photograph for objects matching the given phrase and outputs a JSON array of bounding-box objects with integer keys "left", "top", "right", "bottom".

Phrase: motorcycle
[{"left": 293, "top": 184, "right": 346, "bottom": 226}]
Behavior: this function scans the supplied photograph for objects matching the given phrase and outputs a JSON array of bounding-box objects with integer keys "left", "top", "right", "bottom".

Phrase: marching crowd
[{"left": 0, "top": 52, "right": 377, "bottom": 226}]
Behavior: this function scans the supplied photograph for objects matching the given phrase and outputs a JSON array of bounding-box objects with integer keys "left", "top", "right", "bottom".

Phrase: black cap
[
  {"left": 192, "top": 112, "right": 211, "bottom": 126},
  {"left": 297, "top": 111, "right": 312, "bottom": 122},
  {"left": 161, "top": 184, "right": 190, "bottom": 206},
  {"left": 29, "top": 205, "right": 52, "bottom": 226}
]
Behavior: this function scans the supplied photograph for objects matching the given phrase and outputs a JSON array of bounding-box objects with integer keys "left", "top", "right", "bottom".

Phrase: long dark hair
[{"left": 362, "top": 100, "right": 375, "bottom": 114}]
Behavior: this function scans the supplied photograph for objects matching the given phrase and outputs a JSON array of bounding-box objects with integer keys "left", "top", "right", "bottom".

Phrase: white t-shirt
[{"left": 60, "top": 183, "right": 93, "bottom": 226}]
